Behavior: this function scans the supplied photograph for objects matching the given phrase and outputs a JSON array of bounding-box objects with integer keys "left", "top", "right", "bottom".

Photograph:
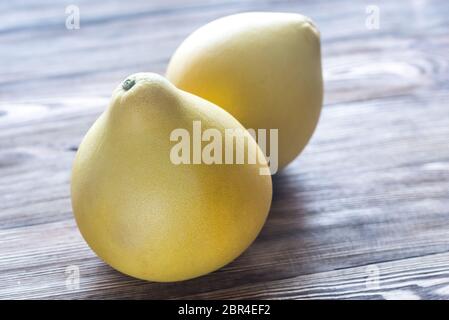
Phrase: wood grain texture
[{"left": 0, "top": 0, "right": 448, "bottom": 299}]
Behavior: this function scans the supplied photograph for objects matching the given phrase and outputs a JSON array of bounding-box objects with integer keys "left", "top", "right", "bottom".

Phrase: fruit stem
[{"left": 122, "top": 79, "right": 136, "bottom": 91}]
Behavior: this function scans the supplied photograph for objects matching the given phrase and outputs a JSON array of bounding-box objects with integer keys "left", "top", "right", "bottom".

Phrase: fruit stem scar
[{"left": 122, "top": 79, "right": 136, "bottom": 91}]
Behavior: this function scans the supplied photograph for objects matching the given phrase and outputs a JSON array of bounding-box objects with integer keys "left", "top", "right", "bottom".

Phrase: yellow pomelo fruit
[
  {"left": 71, "top": 73, "right": 272, "bottom": 282},
  {"left": 167, "top": 12, "right": 323, "bottom": 170}
]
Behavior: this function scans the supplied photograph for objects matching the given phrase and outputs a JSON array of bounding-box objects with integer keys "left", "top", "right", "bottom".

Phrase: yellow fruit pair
[{"left": 71, "top": 12, "right": 323, "bottom": 282}]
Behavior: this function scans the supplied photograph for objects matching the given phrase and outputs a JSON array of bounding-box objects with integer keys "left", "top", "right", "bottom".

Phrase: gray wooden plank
[{"left": 179, "top": 251, "right": 449, "bottom": 300}]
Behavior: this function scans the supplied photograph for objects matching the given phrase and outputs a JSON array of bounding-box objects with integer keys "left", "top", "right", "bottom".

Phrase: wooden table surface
[{"left": 1, "top": 0, "right": 448, "bottom": 300}]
